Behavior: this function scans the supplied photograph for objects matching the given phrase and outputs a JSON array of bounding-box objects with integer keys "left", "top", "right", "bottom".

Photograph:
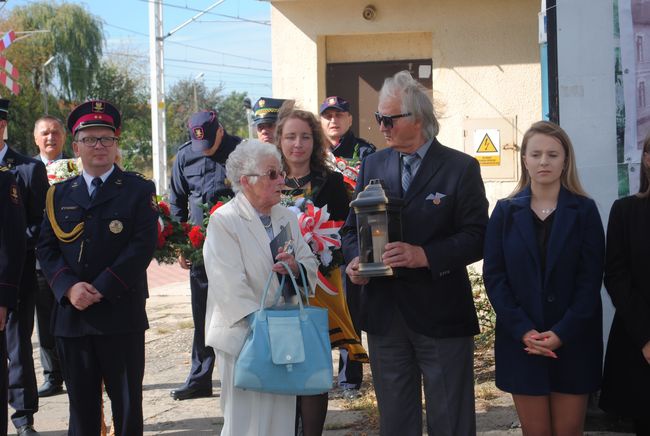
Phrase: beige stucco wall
[{"left": 271, "top": 0, "right": 541, "bottom": 203}]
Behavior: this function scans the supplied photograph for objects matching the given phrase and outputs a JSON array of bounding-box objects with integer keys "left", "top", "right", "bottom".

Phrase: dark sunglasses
[
  {"left": 374, "top": 111, "right": 412, "bottom": 128},
  {"left": 244, "top": 169, "right": 286, "bottom": 180}
]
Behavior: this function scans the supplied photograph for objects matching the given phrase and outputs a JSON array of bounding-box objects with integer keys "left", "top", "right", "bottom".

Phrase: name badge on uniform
[{"left": 109, "top": 220, "right": 123, "bottom": 234}]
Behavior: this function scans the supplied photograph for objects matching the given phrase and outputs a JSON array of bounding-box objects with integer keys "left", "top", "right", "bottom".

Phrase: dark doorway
[{"left": 326, "top": 59, "right": 433, "bottom": 149}]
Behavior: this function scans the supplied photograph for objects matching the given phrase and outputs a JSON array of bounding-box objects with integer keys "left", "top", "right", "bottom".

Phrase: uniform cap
[
  {"left": 67, "top": 100, "right": 122, "bottom": 136},
  {"left": 0, "top": 99, "right": 9, "bottom": 121},
  {"left": 252, "top": 97, "right": 287, "bottom": 127},
  {"left": 319, "top": 96, "right": 350, "bottom": 114},
  {"left": 188, "top": 111, "right": 219, "bottom": 152}
]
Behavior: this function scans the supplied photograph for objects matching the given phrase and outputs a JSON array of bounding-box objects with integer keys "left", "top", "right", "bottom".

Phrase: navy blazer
[
  {"left": 36, "top": 166, "right": 158, "bottom": 337},
  {"left": 342, "top": 138, "right": 489, "bottom": 338},
  {"left": 2, "top": 147, "right": 49, "bottom": 250},
  {"left": 483, "top": 186, "right": 605, "bottom": 395}
]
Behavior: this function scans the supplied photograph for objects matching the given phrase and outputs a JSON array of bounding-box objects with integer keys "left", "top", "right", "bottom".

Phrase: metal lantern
[{"left": 350, "top": 179, "right": 402, "bottom": 277}]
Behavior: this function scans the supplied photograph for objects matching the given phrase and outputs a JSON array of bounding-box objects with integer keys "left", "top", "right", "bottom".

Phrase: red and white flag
[
  {"left": 0, "top": 31, "right": 16, "bottom": 53},
  {"left": 0, "top": 57, "right": 19, "bottom": 79},
  {"left": 0, "top": 71, "right": 20, "bottom": 95}
]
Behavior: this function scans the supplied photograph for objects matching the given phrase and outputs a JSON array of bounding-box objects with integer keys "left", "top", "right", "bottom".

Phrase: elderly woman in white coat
[{"left": 203, "top": 139, "right": 318, "bottom": 436}]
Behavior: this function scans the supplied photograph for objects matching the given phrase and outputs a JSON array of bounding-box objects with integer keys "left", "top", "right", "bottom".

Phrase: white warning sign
[{"left": 473, "top": 129, "right": 500, "bottom": 166}]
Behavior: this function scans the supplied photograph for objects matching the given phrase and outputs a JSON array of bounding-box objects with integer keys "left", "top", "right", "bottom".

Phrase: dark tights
[{"left": 295, "top": 393, "right": 328, "bottom": 436}]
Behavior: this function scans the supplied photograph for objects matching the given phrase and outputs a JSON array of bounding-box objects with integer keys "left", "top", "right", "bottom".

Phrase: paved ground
[{"left": 9, "top": 263, "right": 634, "bottom": 435}]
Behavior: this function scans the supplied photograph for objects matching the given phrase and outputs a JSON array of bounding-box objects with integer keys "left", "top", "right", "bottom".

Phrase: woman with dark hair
[
  {"left": 275, "top": 102, "right": 367, "bottom": 436},
  {"left": 483, "top": 121, "right": 605, "bottom": 435},
  {"left": 599, "top": 138, "right": 650, "bottom": 435}
]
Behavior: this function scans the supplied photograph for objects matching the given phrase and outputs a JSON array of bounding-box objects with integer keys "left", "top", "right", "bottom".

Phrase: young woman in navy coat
[{"left": 483, "top": 121, "right": 605, "bottom": 436}]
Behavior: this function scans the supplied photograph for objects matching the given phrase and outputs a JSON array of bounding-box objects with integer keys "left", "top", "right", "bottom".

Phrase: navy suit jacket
[
  {"left": 342, "top": 138, "right": 489, "bottom": 338},
  {"left": 37, "top": 166, "right": 158, "bottom": 337},
  {"left": 3, "top": 147, "right": 49, "bottom": 251},
  {"left": 483, "top": 186, "right": 605, "bottom": 394}
]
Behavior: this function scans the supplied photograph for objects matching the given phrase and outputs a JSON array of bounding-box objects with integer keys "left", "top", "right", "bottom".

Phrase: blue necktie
[
  {"left": 90, "top": 177, "right": 103, "bottom": 201},
  {"left": 401, "top": 154, "right": 419, "bottom": 193}
]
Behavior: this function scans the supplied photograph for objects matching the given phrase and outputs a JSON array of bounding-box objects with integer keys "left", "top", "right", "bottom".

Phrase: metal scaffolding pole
[{"left": 149, "top": 0, "right": 168, "bottom": 195}]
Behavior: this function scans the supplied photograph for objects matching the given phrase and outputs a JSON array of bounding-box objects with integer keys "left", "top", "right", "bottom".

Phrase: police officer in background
[
  {"left": 320, "top": 96, "right": 375, "bottom": 161},
  {"left": 169, "top": 111, "right": 241, "bottom": 400},
  {"left": 0, "top": 99, "right": 49, "bottom": 436},
  {"left": 37, "top": 100, "right": 158, "bottom": 434},
  {"left": 252, "top": 97, "right": 286, "bottom": 144},
  {"left": 0, "top": 168, "right": 26, "bottom": 436},
  {"left": 33, "top": 115, "right": 68, "bottom": 398}
]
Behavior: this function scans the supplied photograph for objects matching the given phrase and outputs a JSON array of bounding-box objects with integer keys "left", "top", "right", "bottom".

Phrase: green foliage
[
  {"left": 215, "top": 91, "right": 249, "bottom": 138},
  {"left": 468, "top": 267, "right": 496, "bottom": 349}
]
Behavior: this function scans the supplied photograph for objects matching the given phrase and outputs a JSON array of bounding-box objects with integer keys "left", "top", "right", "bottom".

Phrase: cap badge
[
  {"left": 328, "top": 97, "right": 337, "bottom": 106},
  {"left": 193, "top": 127, "right": 204, "bottom": 140},
  {"left": 92, "top": 101, "right": 105, "bottom": 113},
  {"left": 109, "top": 219, "right": 124, "bottom": 234},
  {"left": 259, "top": 99, "right": 266, "bottom": 107}
]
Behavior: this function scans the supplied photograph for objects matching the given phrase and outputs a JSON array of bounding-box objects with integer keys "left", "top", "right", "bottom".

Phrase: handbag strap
[{"left": 259, "top": 261, "right": 310, "bottom": 314}]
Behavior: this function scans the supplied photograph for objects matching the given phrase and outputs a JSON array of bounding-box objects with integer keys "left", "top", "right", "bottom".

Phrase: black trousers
[
  {"left": 57, "top": 332, "right": 145, "bottom": 436},
  {"left": 338, "top": 277, "right": 363, "bottom": 388},
  {"left": 0, "top": 331, "right": 8, "bottom": 436},
  {"left": 182, "top": 264, "right": 214, "bottom": 389},
  {"left": 6, "top": 251, "right": 38, "bottom": 429},
  {"left": 35, "top": 270, "right": 63, "bottom": 385}
]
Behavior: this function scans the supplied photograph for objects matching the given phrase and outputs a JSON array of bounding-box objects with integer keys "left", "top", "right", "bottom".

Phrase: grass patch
[{"left": 177, "top": 320, "right": 194, "bottom": 329}]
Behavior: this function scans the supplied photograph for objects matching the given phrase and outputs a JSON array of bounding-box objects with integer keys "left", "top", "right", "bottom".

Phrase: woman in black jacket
[{"left": 599, "top": 138, "right": 650, "bottom": 436}]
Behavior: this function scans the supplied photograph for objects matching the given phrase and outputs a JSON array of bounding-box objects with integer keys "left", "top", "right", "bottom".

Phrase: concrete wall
[{"left": 271, "top": 0, "right": 542, "bottom": 206}]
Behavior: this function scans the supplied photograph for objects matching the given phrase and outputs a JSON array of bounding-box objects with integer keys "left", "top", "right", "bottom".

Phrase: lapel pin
[{"left": 425, "top": 192, "right": 447, "bottom": 205}]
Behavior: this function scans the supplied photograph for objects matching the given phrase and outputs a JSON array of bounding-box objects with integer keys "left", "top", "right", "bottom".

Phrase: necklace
[
  {"left": 285, "top": 173, "right": 311, "bottom": 189},
  {"left": 541, "top": 207, "right": 555, "bottom": 215}
]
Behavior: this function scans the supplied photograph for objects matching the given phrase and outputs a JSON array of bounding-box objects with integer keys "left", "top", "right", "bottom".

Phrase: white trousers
[{"left": 216, "top": 350, "right": 296, "bottom": 436}]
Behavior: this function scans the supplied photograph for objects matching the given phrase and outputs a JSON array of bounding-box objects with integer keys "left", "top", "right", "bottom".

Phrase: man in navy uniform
[
  {"left": 37, "top": 100, "right": 158, "bottom": 434},
  {"left": 320, "top": 96, "right": 375, "bottom": 161},
  {"left": 252, "top": 97, "right": 286, "bottom": 143},
  {"left": 33, "top": 115, "right": 68, "bottom": 398},
  {"left": 0, "top": 168, "right": 26, "bottom": 436},
  {"left": 343, "top": 71, "right": 488, "bottom": 435},
  {"left": 0, "top": 99, "right": 49, "bottom": 436},
  {"left": 169, "top": 110, "right": 241, "bottom": 400}
]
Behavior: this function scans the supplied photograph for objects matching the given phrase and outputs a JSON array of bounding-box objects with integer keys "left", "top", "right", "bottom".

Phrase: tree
[{"left": 215, "top": 91, "right": 249, "bottom": 139}]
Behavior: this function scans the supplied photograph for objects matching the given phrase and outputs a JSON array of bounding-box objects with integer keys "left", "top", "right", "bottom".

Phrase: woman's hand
[
  {"left": 346, "top": 256, "right": 369, "bottom": 286},
  {"left": 522, "top": 329, "right": 561, "bottom": 358},
  {"left": 273, "top": 250, "right": 299, "bottom": 276}
]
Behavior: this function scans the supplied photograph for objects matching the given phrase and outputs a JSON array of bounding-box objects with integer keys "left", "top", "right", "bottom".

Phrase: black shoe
[
  {"left": 38, "top": 381, "right": 64, "bottom": 397},
  {"left": 16, "top": 424, "right": 39, "bottom": 435},
  {"left": 170, "top": 385, "right": 212, "bottom": 401}
]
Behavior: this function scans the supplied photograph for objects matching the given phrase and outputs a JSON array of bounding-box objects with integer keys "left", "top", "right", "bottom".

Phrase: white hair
[{"left": 225, "top": 139, "right": 282, "bottom": 193}]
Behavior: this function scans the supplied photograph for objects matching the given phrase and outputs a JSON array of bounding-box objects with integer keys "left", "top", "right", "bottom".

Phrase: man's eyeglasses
[
  {"left": 374, "top": 112, "right": 412, "bottom": 129},
  {"left": 77, "top": 136, "right": 119, "bottom": 148},
  {"left": 244, "top": 169, "right": 286, "bottom": 180}
]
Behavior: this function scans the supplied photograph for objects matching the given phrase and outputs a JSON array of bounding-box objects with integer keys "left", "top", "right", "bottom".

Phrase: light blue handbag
[{"left": 234, "top": 262, "right": 333, "bottom": 395}]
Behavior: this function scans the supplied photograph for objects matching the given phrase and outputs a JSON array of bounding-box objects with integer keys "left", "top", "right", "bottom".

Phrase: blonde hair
[{"left": 510, "top": 121, "right": 588, "bottom": 197}]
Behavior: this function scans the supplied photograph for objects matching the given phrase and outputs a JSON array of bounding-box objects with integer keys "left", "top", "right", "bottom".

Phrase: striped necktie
[{"left": 401, "top": 153, "right": 420, "bottom": 193}]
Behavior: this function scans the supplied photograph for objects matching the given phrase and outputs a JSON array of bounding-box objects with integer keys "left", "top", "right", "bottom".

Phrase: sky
[{"left": 4, "top": 0, "right": 273, "bottom": 101}]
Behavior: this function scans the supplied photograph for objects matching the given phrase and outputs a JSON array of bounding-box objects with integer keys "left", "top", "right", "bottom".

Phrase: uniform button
[
  {"left": 86, "top": 214, "right": 93, "bottom": 219},
  {"left": 84, "top": 263, "right": 89, "bottom": 268},
  {"left": 85, "top": 238, "right": 91, "bottom": 243},
  {"left": 546, "top": 295, "right": 556, "bottom": 303}
]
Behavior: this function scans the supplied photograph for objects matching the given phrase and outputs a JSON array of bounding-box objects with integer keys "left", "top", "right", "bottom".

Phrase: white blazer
[{"left": 203, "top": 192, "right": 318, "bottom": 357}]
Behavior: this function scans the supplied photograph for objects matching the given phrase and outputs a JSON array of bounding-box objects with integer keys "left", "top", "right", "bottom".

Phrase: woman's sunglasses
[
  {"left": 374, "top": 111, "right": 412, "bottom": 128},
  {"left": 245, "top": 169, "right": 286, "bottom": 180}
]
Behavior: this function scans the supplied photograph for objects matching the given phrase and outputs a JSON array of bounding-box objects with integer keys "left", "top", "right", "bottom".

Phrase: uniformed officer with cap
[
  {"left": 252, "top": 97, "right": 287, "bottom": 143},
  {"left": 320, "top": 96, "right": 375, "bottom": 161},
  {"left": 0, "top": 98, "right": 49, "bottom": 436},
  {"left": 169, "top": 110, "right": 241, "bottom": 400},
  {"left": 0, "top": 168, "right": 26, "bottom": 436},
  {"left": 37, "top": 99, "right": 158, "bottom": 435}
]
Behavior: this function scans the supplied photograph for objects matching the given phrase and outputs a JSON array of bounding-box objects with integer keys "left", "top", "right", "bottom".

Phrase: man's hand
[
  {"left": 346, "top": 256, "right": 369, "bottom": 286},
  {"left": 522, "top": 329, "right": 561, "bottom": 358},
  {"left": 382, "top": 242, "right": 429, "bottom": 269},
  {"left": 0, "top": 306, "right": 7, "bottom": 331},
  {"left": 642, "top": 341, "right": 650, "bottom": 365},
  {"left": 178, "top": 253, "right": 191, "bottom": 270},
  {"left": 66, "top": 282, "right": 103, "bottom": 311}
]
